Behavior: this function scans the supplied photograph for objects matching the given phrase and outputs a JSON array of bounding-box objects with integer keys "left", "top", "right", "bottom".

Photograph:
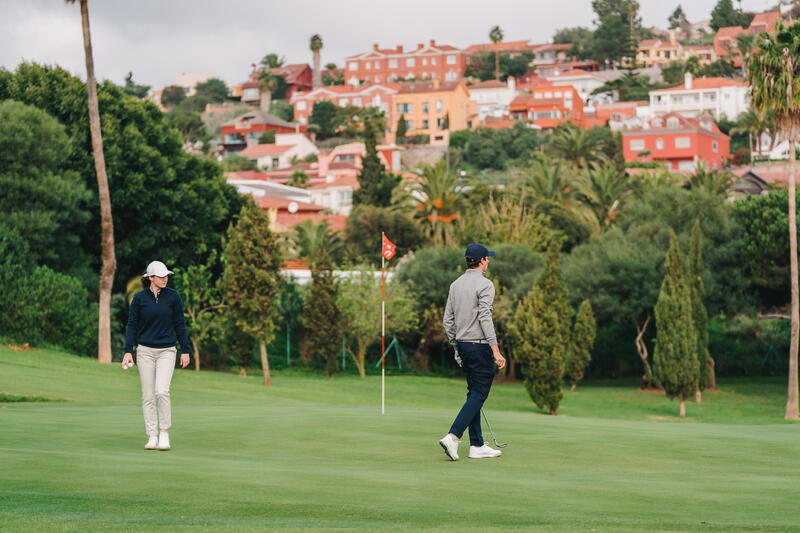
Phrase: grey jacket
[{"left": 443, "top": 268, "right": 498, "bottom": 346}]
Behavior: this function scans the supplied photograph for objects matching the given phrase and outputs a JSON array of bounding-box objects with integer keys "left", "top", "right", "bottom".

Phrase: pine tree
[
  {"left": 653, "top": 229, "right": 699, "bottom": 417},
  {"left": 395, "top": 114, "right": 407, "bottom": 144},
  {"left": 222, "top": 199, "right": 284, "bottom": 386},
  {"left": 353, "top": 116, "right": 399, "bottom": 207},
  {"left": 565, "top": 299, "right": 596, "bottom": 392},
  {"left": 302, "top": 254, "right": 343, "bottom": 379},
  {"left": 688, "top": 219, "right": 711, "bottom": 400},
  {"left": 512, "top": 250, "right": 570, "bottom": 414}
]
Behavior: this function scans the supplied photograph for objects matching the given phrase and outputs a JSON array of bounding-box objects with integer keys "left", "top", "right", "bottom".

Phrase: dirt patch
[{"left": 637, "top": 388, "right": 666, "bottom": 394}]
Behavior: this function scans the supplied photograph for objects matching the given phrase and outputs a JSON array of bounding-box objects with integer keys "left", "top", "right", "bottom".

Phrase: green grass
[{"left": 1, "top": 345, "right": 800, "bottom": 532}]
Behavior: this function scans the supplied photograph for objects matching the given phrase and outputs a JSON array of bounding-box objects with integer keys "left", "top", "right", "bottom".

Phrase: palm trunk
[
  {"left": 260, "top": 339, "right": 271, "bottom": 387},
  {"left": 260, "top": 90, "right": 271, "bottom": 112},
  {"left": 191, "top": 337, "right": 200, "bottom": 372},
  {"left": 707, "top": 354, "right": 716, "bottom": 389},
  {"left": 696, "top": 389, "right": 702, "bottom": 403},
  {"left": 80, "top": 0, "right": 116, "bottom": 364},
  {"left": 679, "top": 399, "right": 686, "bottom": 418},
  {"left": 570, "top": 383, "right": 576, "bottom": 393},
  {"left": 313, "top": 50, "right": 321, "bottom": 89},
  {"left": 355, "top": 343, "right": 366, "bottom": 378},
  {"left": 786, "top": 139, "right": 799, "bottom": 420},
  {"left": 495, "top": 51, "right": 500, "bottom": 81}
]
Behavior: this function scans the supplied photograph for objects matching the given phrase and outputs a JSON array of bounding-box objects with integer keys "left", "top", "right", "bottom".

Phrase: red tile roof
[
  {"left": 239, "top": 144, "right": 293, "bottom": 156},
  {"left": 749, "top": 12, "right": 780, "bottom": 32},
  {"left": 651, "top": 77, "right": 746, "bottom": 93},
  {"left": 716, "top": 26, "right": 745, "bottom": 39},
  {"left": 267, "top": 64, "right": 310, "bottom": 84},
  {"left": 638, "top": 39, "right": 661, "bottom": 48},
  {"left": 308, "top": 175, "right": 360, "bottom": 190},
  {"left": 468, "top": 80, "right": 508, "bottom": 90},
  {"left": 225, "top": 170, "right": 270, "bottom": 181},
  {"left": 531, "top": 43, "right": 572, "bottom": 53},
  {"left": 253, "top": 196, "right": 325, "bottom": 212},
  {"left": 464, "top": 40, "right": 531, "bottom": 54}
]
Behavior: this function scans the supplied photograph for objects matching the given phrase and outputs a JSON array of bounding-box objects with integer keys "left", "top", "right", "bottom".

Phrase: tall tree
[
  {"left": 160, "top": 85, "right": 186, "bottom": 108},
  {"left": 512, "top": 250, "right": 570, "bottom": 414},
  {"left": 688, "top": 219, "right": 711, "bottom": 399},
  {"left": 310, "top": 34, "right": 323, "bottom": 90},
  {"left": 260, "top": 53, "right": 286, "bottom": 69},
  {"left": 489, "top": 25, "right": 504, "bottom": 80},
  {"left": 668, "top": 5, "right": 690, "bottom": 31},
  {"left": 574, "top": 162, "right": 629, "bottom": 232},
  {"left": 286, "top": 219, "right": 344, "bottom": 266},
  {"left": 123, "top": 71, "right": 150, "bottom": 98},
  {"left": 65, "top": 0, "right": 116, "bottom": 364},
  {"left": 395, "top": 114, "right": 408, "bottom": 143},
  {"left": 747, "top": 21, "right": 800, "bottom": 419},
  {"left": 301, "top": 254, "right": 342, "bottom": 378},
  {"left": 353, "top": 116, "right": 399, "bottom": 207},
  {"left": 309, "top": 100, "right": 342, "bottom": 140},
  {"left": 222, "top": 200, "right": 284, "bottom": 386},
  {"left": 407, "top": 159, "right": 462, "bottom": 246},
  {"left": 591, "top": 0, "right": 641, "bottom": 66},
  {"left": 565, "top": 299, "right": 596, "bottom": 392},
  {"left": 653, "top": 230, "right": 699, "bottom": 418}
]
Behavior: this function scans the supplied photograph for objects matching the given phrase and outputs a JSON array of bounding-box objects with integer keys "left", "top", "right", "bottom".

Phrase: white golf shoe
[
  {"left": 469, "top": 444, "right": 502, "bottom": 459},
  {"left": 439, "top": 433, "right": 460, "bottom": 461},
  {"left": 144, "top": 436, "right": 158, "bottom": 450},
  {"left": 157, "top": 431, "right": 170, "bottom": 450}
]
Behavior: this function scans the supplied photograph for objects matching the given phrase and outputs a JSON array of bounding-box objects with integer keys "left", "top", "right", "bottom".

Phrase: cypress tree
[
  {"left": 512, "top": 250, "right": 569, "bottom": 414},
  {"left": 353, "top": 116, "right": 399, "bottom": 207},
  {"left": 653, "top": 229, "right": 699, "bottom": 418},
  {"left": 565, "top": 299, "right": 596, "bottom": 392},
  {"left": 688, "top": 219, "right": 710, "bottom": 400},
  {"left": 301, "top": 253, "right": 343, "bottom": 379},
  {"left": 395, "top": 114, "right": 407, "bottom": 143},
  {"left": 222, "top": 199, "right": 284, "bottom": 387}
]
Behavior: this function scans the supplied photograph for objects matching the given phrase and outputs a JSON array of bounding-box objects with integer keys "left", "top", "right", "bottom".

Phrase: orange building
[
  {"left": 508, "top": 85, "right": 584, "bottom": 129},
  {"left": 345, "top": 40, "right": 468, "bottom": 86},
  {"left": 390, "top": 80, "right": 475, "bottom": 144}
]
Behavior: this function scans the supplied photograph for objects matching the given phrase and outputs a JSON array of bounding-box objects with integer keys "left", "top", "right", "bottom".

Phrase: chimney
[
  {"left": 684, "top": 72, "right": 693, "bottom": 89},
  {"left": 373, "top": 43, "right": 379, "bottom": 51},
  {"left": 396, "top": 45, "right": 403, "bottom": 53},
  {"left": 318, "top": 149, "right": 330, "bottom": 176},
  {"left": 669, "top": 30, "right": 676, "bottom": 45},
  {"left": 417, "top": 43, "right": 424, "bottom": 50},
  {"left": 430, "top": 39, "right": 436, "bottom": 47}
]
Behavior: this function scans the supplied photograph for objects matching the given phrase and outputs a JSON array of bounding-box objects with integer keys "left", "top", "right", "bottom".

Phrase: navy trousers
[{"left": 448, "top": 342, "right": 496, "bottom": 446}]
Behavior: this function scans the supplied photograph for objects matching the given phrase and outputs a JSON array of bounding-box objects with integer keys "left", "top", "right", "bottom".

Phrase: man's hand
[
  {"left": 491, "top": 345, "right": 506, "bottom": 370},
  {"left": 180, "top": 353, "right": 190, "bottom": 368},
  {"left": 121, "top": 353, "right": 133, "bottom": 369}
]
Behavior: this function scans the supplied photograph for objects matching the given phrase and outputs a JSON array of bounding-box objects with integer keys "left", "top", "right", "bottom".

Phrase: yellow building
[{"left": 390, "top": 80, "right": 475, "bottom": 145}]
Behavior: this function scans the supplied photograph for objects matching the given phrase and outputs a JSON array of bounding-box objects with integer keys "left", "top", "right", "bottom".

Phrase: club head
[{"left": 496, "top": 442, "right": 508, "bottom": 448}]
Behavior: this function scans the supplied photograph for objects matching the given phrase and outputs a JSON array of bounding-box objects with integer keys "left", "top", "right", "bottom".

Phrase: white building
[
  {"left": 468, "top": 78, "right": 520, "bottom": 121},
  {"left": 238, "top": 133, "right": 318, "bottom": 170},
  {"left": 649, "top": 73, "right": 749, "bottom": 120},
  {"left": 307, "top": 174, "right": 359, "bottom": 216},
  {"left": 546, "top": 69, "right": 611, "bottom": 106}
]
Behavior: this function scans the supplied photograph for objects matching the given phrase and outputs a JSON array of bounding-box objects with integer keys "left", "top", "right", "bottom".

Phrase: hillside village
[{"left": 132, "top": 1, "right": 800, "bottom": 243}]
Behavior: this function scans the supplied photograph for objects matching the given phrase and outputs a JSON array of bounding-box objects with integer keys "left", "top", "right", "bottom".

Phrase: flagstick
[{"left": 381, "top": 232, "right": 386, "bottom": 415}]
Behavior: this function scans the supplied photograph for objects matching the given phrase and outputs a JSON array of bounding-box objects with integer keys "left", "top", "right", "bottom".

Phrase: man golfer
[{"left": 439, "top": 243, "right": 506, "bottom": 461}]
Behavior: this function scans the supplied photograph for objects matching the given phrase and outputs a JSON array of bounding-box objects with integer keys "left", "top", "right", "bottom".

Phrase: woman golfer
[{"left": 122, "top": 260, "right": 191, "bottom": 450}]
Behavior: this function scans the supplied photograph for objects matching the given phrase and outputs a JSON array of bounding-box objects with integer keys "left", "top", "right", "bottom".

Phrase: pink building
[{"left": 344, "top": 40, "right": 468, "bottom": 86}]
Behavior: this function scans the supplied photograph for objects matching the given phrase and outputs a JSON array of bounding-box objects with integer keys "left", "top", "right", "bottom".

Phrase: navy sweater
[{"left": 124, "top": 287, "right": 192, "bottom": 355}]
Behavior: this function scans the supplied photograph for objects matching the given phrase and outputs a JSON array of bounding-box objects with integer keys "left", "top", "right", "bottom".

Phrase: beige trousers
[{"left": 136, "top": 344, "right": 176, "bottom": 436}]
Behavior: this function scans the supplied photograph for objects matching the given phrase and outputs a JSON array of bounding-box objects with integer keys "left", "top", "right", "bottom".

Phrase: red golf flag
[{"left": 382, "top": 234, "right": 396, "bottom": 260}]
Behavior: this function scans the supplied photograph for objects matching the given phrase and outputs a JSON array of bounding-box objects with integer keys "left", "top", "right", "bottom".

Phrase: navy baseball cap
[{"left": 465, "top": 243, "right": 495, "bottom": 261}]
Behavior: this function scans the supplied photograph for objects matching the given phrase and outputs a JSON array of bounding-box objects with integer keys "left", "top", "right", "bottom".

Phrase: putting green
[{"left": 1, "top": 346, "right": 799, "bottom": 532}]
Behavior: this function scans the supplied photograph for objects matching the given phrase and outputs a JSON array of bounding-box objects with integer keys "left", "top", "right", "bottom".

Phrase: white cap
[{"left": 143, "top": 260, "right": 174, "bottom": 278}]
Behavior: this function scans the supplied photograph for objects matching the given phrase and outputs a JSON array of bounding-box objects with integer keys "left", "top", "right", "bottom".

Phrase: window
[
  {"left": 353, "top": 97, "right": 362, "bottom": 106},
  {"left": 437, "top": 117, "right": 445, "bottom": 129},
  {"left": 389, "top": 59, "right": 398, "bottom": 68},
  {"left": 405, "top": 120, "right": 414, "bottom": 131},
  {"left": 364, "top": 76, "right": 370, "bottom": 82},
  {"left": 397, "top": 102, "right": 413, "bottom": 114},
  {"left": 365, "top": 62, "right": 371, "bottom": 70},
  {"left": 339, "top": 98, "right": 349, "bottom": 106},
  {"left": 242, "top": 88, "right": 259, "bottom": 101},
  {"left": 446, "top": 71, "right": 457, "bottom": 81},
  {"left": 422, "top": 72, "right": 428, "bottom": 79},
  {"left": 629, "top": 139, "right": 645, "bottom": 151},
  {"left": 372, "top": 95, "right": 382, "bottom": 105},
  {"left": 545, "top": 92, "right": 552, "bottom": 98},
  {"left": 653, "top": 118, "right": 664, "bottom": 127},
  {"left": 374, "top": 61, "right": 381, "bottom": 69},
  {"left": 555, "top": 91, "right": 562, "bottom": 97},
  {"left": 348, "top": 62, "right": 358, "bottom": 70},
  {"left": 435, "top": 99, "right": 443, "bottom": 112},
  {"left": 375, "top": 75, "right": 381, "bottom": 82},
  {"left": 271, "top": 157, "right": 280, "bottom": 168},
  {"left": 339, "top": 190, "right": 353, "bottom": 206},
  {"left": 678, "top": 161, "right": 695, "bottom": 171},
  {"left": 422, "top": 119, "right": 429, "bottom": 129},
  {"left": 667, "top": 117, "right": 679, "bottom": 128},
  {"left": 431, "top": 57, "right": 437, "bottom": 65},
  {"left": 534, "top": 110, "right": 560, "bottom": 120},
  {"left": 712, "top": 141, "right": 718, "bottom": 152},
  {"left": 337, "top": 154, "right": 356, "bottom": 163},
  {"left": 407, "top": 58, "right": 416, "bottom": 67},
  {"left": 296, "top": 101, "right": 307, "bottom": 111},
  {"left": 422, "top": 58, "right": 428, "bottom": 66},
  {"left": 656, "top": 138, "right": 664, "bottom": 150},
  {"left": 675, "top": 137, "right": 691, "bottom": 148},
  {"left": 422, "top": 101, "right": 429, "bottom": 114},
  {"left": 447, "top": 55, "right": 456, "bottom": 64}
]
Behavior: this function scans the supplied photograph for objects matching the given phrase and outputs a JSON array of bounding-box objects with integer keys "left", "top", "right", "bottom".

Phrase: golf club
[{"left": 480, "top": 408, "right": 508, "bottom": 448}]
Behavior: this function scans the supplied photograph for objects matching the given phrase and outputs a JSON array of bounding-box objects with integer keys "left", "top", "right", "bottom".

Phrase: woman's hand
[
  {"left": 180, "top": 353, "right": 190, "bottom": 368},
  {"left": 121, "top": 353, "right": 133, "bottom": 369}
]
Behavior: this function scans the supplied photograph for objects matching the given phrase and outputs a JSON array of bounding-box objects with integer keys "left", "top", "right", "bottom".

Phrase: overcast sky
[{"left": 0, "top": 0, "right": 781, "bottom": 91}]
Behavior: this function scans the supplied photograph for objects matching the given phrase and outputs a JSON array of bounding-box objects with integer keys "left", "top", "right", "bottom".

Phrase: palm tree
[
  {"left": 310, "top": 34, "right": 323, "bottom": 89},
  {"left": 687, "top": 164, "right": 735, "bottom": 197},
  {"left": 258, "top": 70, "right": 280, "bottom": 112},
  {"left": 260, "top": 53, "right": 286, "bottom": 69},
  {"left": 489, "top": 25, "right": 504, "bottom": 80},
  {"left": 411, "top": 160, "right": 462, "bottom": 245},
  {"left": 574, "top": 162, "right": 629, "bottom": 231},
  {"left": 65, "top": 0, "right": 115, "bottom": 364},
  {"left": 747, "top": 21, "right": 800, "bottom": 420},
  {"left": 285, "top": 219, "right": 343, "bottom": 268},
  {"left": 549, "top": 125, "right": 609, "bottom": 169},
  {"left": 515, "top": 153, "right": 576, "bottom": 206},
  {"left": 732, "top": 110, "right": 774, "bottom": 158}
]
